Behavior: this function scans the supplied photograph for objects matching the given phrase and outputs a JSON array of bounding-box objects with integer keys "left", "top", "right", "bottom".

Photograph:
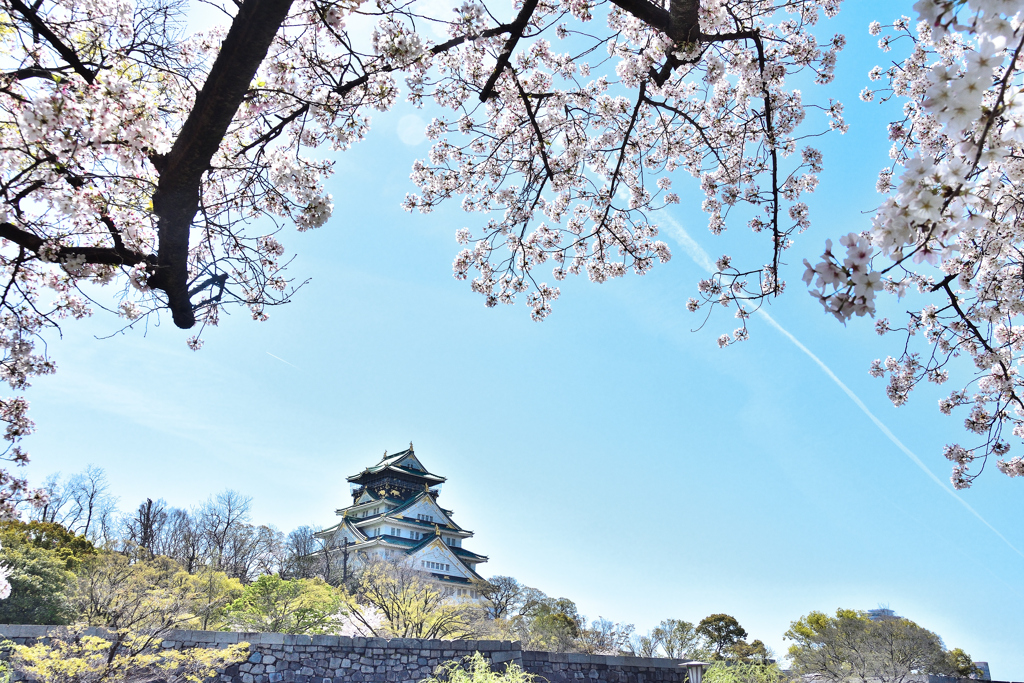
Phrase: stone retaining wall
[
  {"left": 0, "top": 626, "right": 691, "bottom": 683},
  {"left": 2, "top": 627, "right": 1014, "bottom": 683}
]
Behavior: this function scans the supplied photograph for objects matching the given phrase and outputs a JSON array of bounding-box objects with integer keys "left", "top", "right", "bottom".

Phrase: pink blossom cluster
[{"left": 803, "top": 0, "right": 1024, "bottom": 487}]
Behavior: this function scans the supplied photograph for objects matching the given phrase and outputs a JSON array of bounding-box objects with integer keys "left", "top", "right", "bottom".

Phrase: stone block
[
  {"left": 242, "top": 674, "right": 255, "bottom": 683},
  {"left": 162, "top": 641, "right": 177, "bottom": 649},
  {"left": 215, "top": 632, "right": 240, "bottom": 644},
  {"left": 313, "top": 635, "right": 338, "bottom": 647},
  {"left": 253, "top": 664, "right": 266, "bottom": 674},
  {"left": 251, "top": 653, "right": 264, "bottom": 664},
  {"left": 301, "top": 667, "right": 315, "bottom": 676},
  {"left": 341, "top": 659, "right": 352, "bottom": 668},
  {"left": 270, "top": 674, "right": 284, "bottom": 683}
]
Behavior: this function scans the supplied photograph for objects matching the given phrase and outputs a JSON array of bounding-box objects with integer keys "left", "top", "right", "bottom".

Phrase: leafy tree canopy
[
  {"left": 0, "top": 540, "right": 77, "bottom": 625},
  {"left": 697, "top": 614, "right": 748, "bottom": 659},
  {"left": 0, "top": 520, "right": 96, "bottom": 571},
  {"left": 225, "top": 573, "right": 344, "bottom": 635},
  {"left": 785, "top": 609, "right": 969, "bottom": 683}
]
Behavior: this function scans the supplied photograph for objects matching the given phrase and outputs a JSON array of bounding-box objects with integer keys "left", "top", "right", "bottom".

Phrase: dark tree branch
[
  {"left": 479, "top": 0, "right": 540, "bottom": 102},
  {"left": 608, "top": 0, "right": 669, "bottom": 33},
  {"left": 0, "top": 221, "right": 154, "bottom": 267},
  {"left": 148, "top": 0, "right": 297, "bottom": 328},
  {"left": 7, "top": 0, "right": 98, "bottom": 84}
]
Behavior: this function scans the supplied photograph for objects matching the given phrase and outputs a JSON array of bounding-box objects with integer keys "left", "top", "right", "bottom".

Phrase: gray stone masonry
[
  {"left": 0, "top": 626, "right": 692, "bottom": 683},
  {"left": 0, "top": 627, "right": 1016, "bottom": 683}
]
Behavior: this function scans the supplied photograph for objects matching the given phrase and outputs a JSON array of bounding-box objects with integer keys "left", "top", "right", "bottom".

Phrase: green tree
[
  {"left": 703, "top": 661, "right": 786, "bottom": 683},
  {"left": 191, "top": 566, "right": 245, "bottom": 630},
  {"left": 510, "top": 595, "right": 584, "bottom": 652},
  {"left": 74, "top": 551, "right": 234, "bottom": 635},
  {"left": 697, "top": 615, "right": 748, "bottom": 659},
  {"left": 344, "top": 558, "right": 474, "bottom": 639},
  {"left": 653, "top": 619, "right": 702, "bottom": 659},
  {"left": 729, "top": 639, "right": 772, "bottom": 665},
  {"left": 943, "top": 648, "right": 983, "bottom": 679},
  {"left": 422, "top": 652, "right": 537, "bottom": 683},
  {"left": 0, "top": 542, "right": 76, "bottom": 624},
  {"left": 0, "top": 519, "right": 92, "bottom": 624},
  {"left": 225, "top": 574, "right": 344, "bottom": 634},
  {"left": 9, "top": 626, "right": 248, "bottom": 683},
  {"left": 0, "top": 520, "right": 96, "bottom": 569},
  {"left": 785, "top": 609, "right": 958, "bottom": 683}
]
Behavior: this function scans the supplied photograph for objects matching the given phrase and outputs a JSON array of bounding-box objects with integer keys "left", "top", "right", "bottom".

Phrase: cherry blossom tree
[
  {"left": 0, "top": 0, "right": 1018, "bottom": 499},
  {"left": 801, "top": 0, "right": 1024, "bottom": 488}
]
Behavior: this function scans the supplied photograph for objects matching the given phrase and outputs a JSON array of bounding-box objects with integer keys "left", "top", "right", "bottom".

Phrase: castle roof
[{"left": 347, "top": 448, "right": 446, "bottom": 486}]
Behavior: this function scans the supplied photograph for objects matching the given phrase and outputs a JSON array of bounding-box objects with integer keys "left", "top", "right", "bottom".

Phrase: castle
[{"left": 316, "top": 444, "right": 488, "bottom": 596}]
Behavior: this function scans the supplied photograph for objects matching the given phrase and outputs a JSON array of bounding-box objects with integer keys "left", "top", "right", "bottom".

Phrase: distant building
[
  {"left": 315, "top": 445, "right": 488, "bottom": 596},
  {"left": 866, "top": 608, "right": 898, "bottom": 621}
]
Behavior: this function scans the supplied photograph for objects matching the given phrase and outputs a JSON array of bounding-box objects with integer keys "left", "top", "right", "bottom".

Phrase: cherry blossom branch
[
  {"left": 479, "top": 0, "right": 540, "bottom": 101},
  {"left": 6, "top": 0, "right": 99, "bottom": 84},
  {"left": 149, "top": 0, "right": 297, "bottom": 328}
]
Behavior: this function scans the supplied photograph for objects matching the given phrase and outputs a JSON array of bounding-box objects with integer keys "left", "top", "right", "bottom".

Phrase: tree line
[
  {"left": 28, "top": 465, "right": 328, "bottom": 583},
  {"left": 1, "top": 466, "right": 988, "bottom": 683}
]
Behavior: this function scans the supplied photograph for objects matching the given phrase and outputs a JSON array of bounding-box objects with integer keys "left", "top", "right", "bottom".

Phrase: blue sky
[{"left": 18, "top": 0, "right": 1024, "bottom": 677}]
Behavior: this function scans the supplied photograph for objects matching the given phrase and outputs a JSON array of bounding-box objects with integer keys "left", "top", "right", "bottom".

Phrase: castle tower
[{"left": 316, "top": 444, "right": 488, "bottom": 595}]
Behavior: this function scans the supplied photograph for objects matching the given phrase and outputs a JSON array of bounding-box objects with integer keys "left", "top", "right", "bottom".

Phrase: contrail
[
  {"left": 266, "top": 351, "right": 301, "bottom": 371},
  {"left": 659, "top": 211, "right": 1024, "bottom": 559}
]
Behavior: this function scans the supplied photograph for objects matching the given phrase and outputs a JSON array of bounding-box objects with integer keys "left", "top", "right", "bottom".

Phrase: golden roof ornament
[
  {"left": 434, "top": 524, "right": 441, "bottom": 536},
  {"left": 409, "top": 441, "right": 414, "bottom": 450}
]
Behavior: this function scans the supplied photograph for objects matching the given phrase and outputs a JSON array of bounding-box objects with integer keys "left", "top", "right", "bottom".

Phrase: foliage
[
  {"left": 423, "top": 653, "right": 537, "bottom": 683},
  {"left": 703, "top": 661, "right": 786, "bottom": 683},
  {"left": 697, "top": 615, "right": 748, "bottom": 659},
  {"left": 480, "top": 576, "right": 527, "bottom": 621},
  {"left": 943, "top": 648, "right": 983, "bottom": 679},
  {"left": 0, "top": 520, "right": 96, "bottom": 571},
  {"left": 785, "top": 609, "right": 960, "bottom": 683},
  {"left": 509, "top": 594, "right": 584, "bottom": 652},
  {"left": 224, "top": 574, "right": 344, "bottom": 634},
  {"left": 30, "top": 480, "right": 285, "bottom": 583},
  {"left": 190, "top": 566, "right": 246, "bottom": 631},
  {"left": 652, "top": 619, "right": 702, "bottom": 659},
  {"left": 344, "top": 558, "right": 475, "bottom": 639},
  {"left": 729, "top": 640, "right": 771, "bottom": 665},
  {"left": 576, "top": 618, "right": 635, "bottom": 655},
  {"left": 0, "top": 538, "right": 76, "bottom": 624},
  {"left": 8, "top": 626, "right": 248, "bottom": 683},
  {"left": 74, "top": 551, "right": 240, "bottom": 634}
]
